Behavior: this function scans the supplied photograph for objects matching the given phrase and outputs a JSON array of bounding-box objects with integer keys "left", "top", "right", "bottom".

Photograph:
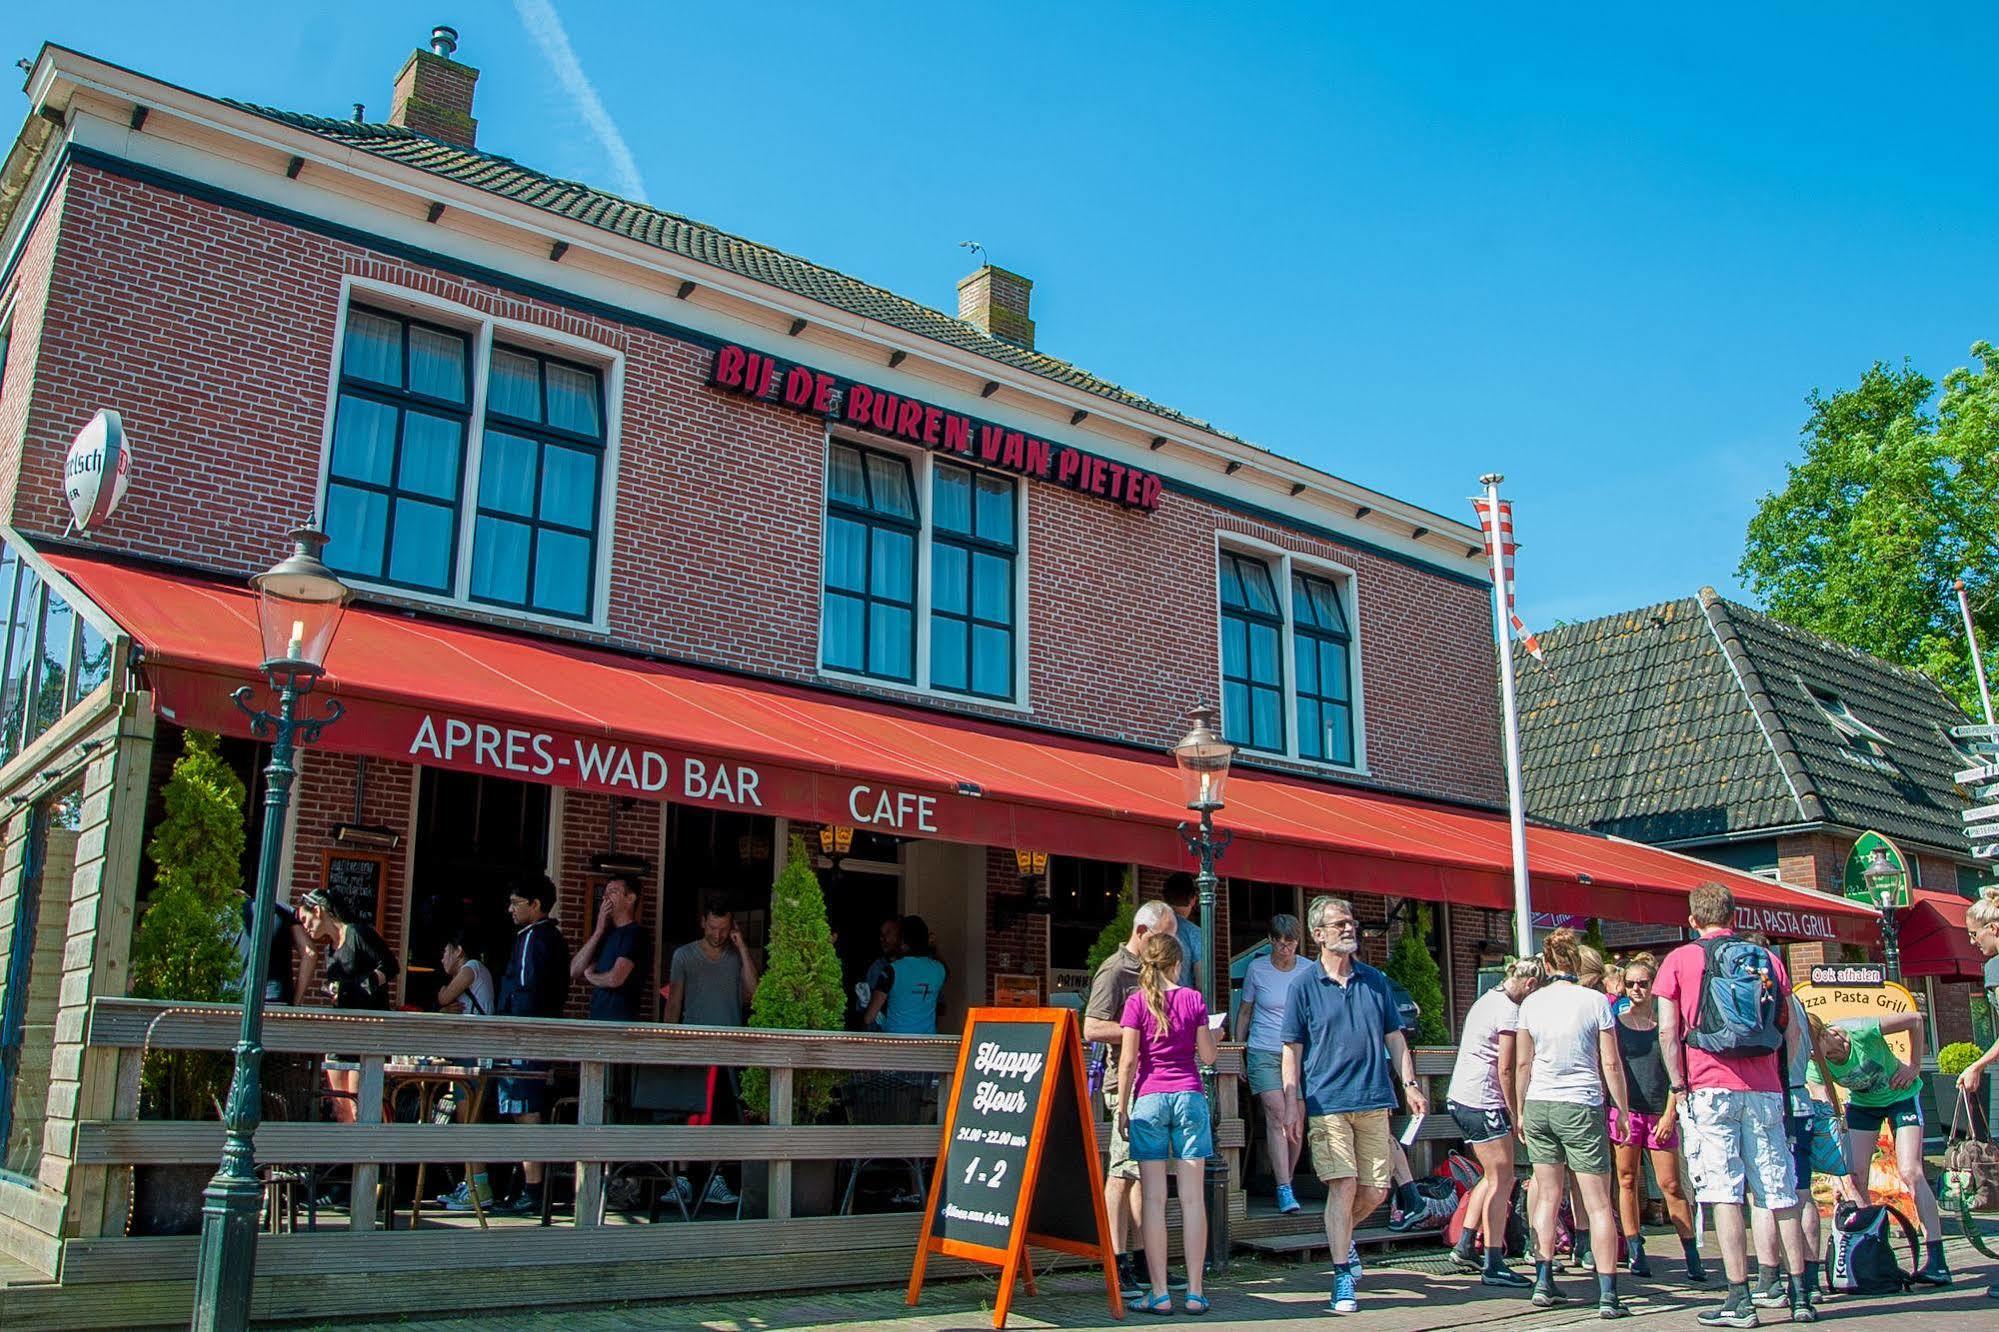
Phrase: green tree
[
  {"left": 1082, "top": 867, "right": 1138, "bottom": 976},
  {"left": 1383, "top": 903, "right": 1449, "bottom": 1045},
  {"left": 1740, "top": 344, "right": 1999, "bottom": 713},
  {"left": 740, "top": 836, "right": 847, "bottom": 1122},
  {"left": 130, "top": 729, "right": 248, "bottom": 1116}
]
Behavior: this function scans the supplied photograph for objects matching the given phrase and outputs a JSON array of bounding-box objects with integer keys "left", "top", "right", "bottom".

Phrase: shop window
[
  {"left": 929, "top": 462, "right": 1017, "bottom": 700},
  {"left": 406, "top": 769, "right": 551, "bottom": 1007},
  {"left": 1047, "top": 857, "right": 1126, "bottom": 970},
  {"left": 1218, "top": 552, "right": 1285, "bottom": 751},
  {"left": 324, "top": 307, "right": 471, "bottom": 594},
  {"left": 469, "top": 346, "right": 606, "bottom": 619},
  {"left": 822, "top": 442, "right": 920, "bottom": 683},
  {"left": 1293, "top": 572, "right": 1355, "bottom": 765},
  {"left": 1, "top": 562, "right": 40, "bottom": 760}
]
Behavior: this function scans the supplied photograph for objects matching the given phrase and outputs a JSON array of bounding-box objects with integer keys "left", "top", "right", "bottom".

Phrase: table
[{"left": 388, "top": 1060, "right": 493, "bottom": 1230}]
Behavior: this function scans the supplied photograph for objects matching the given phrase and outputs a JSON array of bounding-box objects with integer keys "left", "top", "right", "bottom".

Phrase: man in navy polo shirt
[{"left": 1282, "top": 895, "right": 1424, "bottom": 1315}]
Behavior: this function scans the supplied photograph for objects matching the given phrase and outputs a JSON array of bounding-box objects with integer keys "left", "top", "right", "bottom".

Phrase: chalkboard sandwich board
[
  {"left": 320, "top": 849, "right": 389, "bottom": 930},
  {"left": 906, "top": 1006, "right": 1119, "bottom": 1327}
]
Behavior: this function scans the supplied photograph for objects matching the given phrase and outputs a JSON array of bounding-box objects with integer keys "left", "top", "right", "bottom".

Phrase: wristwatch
[{"left": 1670, "top": 1084, "right": 1688, "bottom": 1095}]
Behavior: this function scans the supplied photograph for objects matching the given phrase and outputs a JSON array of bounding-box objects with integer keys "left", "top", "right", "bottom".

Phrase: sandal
[
  {"left": 1183, "top": 1293, "right": 1211, "bottom": 1315},
  {"left": 1133, "top": 1292, "right": 1173, "bottom": 1315}
]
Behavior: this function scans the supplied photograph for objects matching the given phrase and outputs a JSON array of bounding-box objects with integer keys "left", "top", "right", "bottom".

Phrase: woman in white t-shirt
[
  {"left": 1235, "top": 914, "right": 1305, "bottom": 1214},
  {"left": 1515, "top": 928, "right": 1632, "bottom": 1317},
  {"left": 1443, "top": 958, "right": 1539, "bottom": 1287}
]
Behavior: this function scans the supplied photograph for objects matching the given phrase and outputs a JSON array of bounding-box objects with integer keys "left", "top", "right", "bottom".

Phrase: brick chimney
[
  {"left": 957, "top": 265, "right": 1036, "bottom": 350},
  {"left": 388, "top": 25, "right": 479, "bottom": 149}
]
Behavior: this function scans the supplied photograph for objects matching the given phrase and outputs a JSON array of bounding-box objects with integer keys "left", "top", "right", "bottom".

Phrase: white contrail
[{"left": 512, "top": 0, "right": 649, "bottom": 203}]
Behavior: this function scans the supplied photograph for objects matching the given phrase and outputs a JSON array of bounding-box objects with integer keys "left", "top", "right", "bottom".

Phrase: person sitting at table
[
  {"left": 436, "top": 931, "right": 495, "bottom": 1015},
  {"left": 572, "top": 876, "right": 649, "bottom": 1022},
  {"left": 495, "top": 875, "right": 569, "bottom": 1217}
]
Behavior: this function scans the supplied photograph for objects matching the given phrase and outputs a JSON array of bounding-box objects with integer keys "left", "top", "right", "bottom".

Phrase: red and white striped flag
[{"left": 1471, "top": 495, "right": 1548, "bottom": 664}]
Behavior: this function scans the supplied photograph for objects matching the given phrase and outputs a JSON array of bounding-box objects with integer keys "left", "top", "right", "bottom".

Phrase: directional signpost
[{"left": 1955, "top": 724, "right": 1999, "bottom": 861}]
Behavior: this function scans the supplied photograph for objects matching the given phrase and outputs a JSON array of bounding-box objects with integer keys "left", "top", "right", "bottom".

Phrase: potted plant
[
  {"left": 739, "top": 835, "right": 847, "bottom": 1217},
  {"left": 1937, "top": 1041, "right": 1989, "bottom": 1141},
  {"left": 127, "top": 730, "right": 246, "bottom": 1235}
]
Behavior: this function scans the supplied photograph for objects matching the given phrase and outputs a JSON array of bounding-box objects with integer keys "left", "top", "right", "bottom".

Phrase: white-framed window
[
  {"left": 316, "top": 281, "right": 622, "bottom": 628},
  {"left": 818, "top": 435, "right": 1028, "bottom": 706},
  {"left": 1805, "top": 684, "right": 1888, "bottom": 756},
  {"left": 1215, "top": 536, "right": 1366, "bottom": 770}
]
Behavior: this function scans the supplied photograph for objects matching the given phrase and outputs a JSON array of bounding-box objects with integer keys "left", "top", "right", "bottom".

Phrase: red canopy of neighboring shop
[
  {"left": 1899, "top": 888, "right": 1986, "bottom": 980},
  {"left": 46, "top": 550, "right": 1882, "bottom": 945}
]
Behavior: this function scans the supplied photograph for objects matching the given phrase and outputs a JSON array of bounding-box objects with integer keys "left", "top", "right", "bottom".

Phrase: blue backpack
[{"left": 1687, "top": 935, "right": 1785, "bottom": 1057}]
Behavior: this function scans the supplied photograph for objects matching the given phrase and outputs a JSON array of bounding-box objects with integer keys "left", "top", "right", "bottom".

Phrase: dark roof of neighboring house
[
  {"left": 226, "top": 103, "right": 1242, "bottom": 445},
  {"left": 1515, "top": 589, "right": 1975, "bottom": 857}
]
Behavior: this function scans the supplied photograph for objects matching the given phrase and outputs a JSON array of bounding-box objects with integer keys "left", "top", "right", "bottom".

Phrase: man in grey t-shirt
[{"left": 665, "top": 897, "right": 760, "bottom": 1027}]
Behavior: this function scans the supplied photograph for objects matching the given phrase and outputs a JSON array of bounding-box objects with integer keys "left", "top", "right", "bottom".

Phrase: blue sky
[{"left": 6, "top": 3, "right": 1995, "bottom": 628}]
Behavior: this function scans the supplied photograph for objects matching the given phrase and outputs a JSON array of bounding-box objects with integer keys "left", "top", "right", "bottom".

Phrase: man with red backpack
[{"left": 1655, "top": 883, "right": 1813, "bottom": 1328}]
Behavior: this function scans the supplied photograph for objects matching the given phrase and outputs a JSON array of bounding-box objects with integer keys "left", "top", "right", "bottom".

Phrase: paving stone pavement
[{"left": 318, "top": 1237, "right": 1999, "bottom": 1331}]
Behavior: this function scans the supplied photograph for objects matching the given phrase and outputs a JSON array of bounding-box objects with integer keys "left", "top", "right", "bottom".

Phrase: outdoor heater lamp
[
  {"left": 1170, "top": 704, "right": 1235, "bottom": 1269},
  {"left": 193, "top": 522, "right": 350, "bottom": 1332}
]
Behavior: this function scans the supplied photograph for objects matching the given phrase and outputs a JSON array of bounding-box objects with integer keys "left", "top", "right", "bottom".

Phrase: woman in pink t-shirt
[{"left": 1116, "top": 932, "right": 1219, "bottom": 1315}]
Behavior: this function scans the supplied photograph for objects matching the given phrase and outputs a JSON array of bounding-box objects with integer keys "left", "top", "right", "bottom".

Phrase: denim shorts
[{"left": 1129, "top": 1090, "right": 1214, "bottom": 1162}]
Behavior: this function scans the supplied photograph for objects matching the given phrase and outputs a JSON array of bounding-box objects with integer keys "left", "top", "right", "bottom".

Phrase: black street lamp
[
  {"left": 1861, "top": 848, "right": 1907, "bottom": 984},
  {"left": 191, "top": 524, "right": 350, "bottom": 1332},
  {"left": 1171, "top": 704, "right": 1234, "bottom": 1268}
]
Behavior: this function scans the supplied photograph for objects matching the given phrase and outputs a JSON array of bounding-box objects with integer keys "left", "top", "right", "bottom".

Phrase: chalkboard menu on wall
[
  {"left": 906, "top": 1008, "right": 1118, "bottom": 1328},
  {"left": 320, "top": 849, "right": 388, "bottom": 929}
]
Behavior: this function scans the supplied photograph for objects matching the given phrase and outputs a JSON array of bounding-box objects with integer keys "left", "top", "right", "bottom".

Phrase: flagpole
[
  {"left": 1480, "top": 473, "right": 1535, "bottom": 958},
  {"left": 1955, "top": 578, "right": 1995, "bottom": 726}
]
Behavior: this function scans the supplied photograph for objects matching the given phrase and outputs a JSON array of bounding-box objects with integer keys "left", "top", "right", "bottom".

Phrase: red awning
[
  {"left": 45, "top": 550, "right": 1882, "bottom": 945},
  {"left": 1900, "top": 888, "right": 1986, "bottom": 981}
]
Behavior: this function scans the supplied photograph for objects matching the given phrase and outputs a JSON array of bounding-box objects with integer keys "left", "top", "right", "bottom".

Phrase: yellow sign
[{"left": 1794, "top": 977, "right": 1918, "bottom": 1063}]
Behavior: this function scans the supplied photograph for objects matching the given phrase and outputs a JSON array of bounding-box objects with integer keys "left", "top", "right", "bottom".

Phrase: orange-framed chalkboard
[
  {"left": 320, "top": 849, "right": 389, "bottom": 930},
  {"left": 906, "top": 1006, "right": 1120, "bottom": 1327}
]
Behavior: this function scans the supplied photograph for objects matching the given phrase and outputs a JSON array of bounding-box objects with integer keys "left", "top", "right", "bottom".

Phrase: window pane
[
  {"left": 6, "top": 580, "right": 40, "bottom": 750},
  {"left": 829, "top": 444, "right": 868, "bottom": 507},
  {"left": 1218, "top": 555, "right": 1244, "bottom": 608},
  {"left": 1221, "top": 616, "right": 1247, "bottom": 677},
  {"left": 34, "top": 592, "right": 73, "bottom": 737},
  {"left": 866, "top": 454, "right": 916, "bottom": 520},
  {"left": 325, "top": 484, "right": 388, "bottom": 578},
  {"left": 329, "top": 394, "right": 398, "bottom": 484},
  {"left": 488, "top": 348, "right": 541, "bottom": 421},
  {"left": 73, "top": 618, "right": 110, "bottom": 702},
  {"left": 478, "top": 431, "right": 539, "bottom": 516},
  {"left": 972, "top": 552, "right": 1010, "bottom": 623},
  {"left": 1320, "top": 641, "right": 1350, "bottom": 702},
  {"left": 532, "top": 529, "right": 591, "bottom": 616},
  {"left": 871, "top": 529, "right": 914, "bottom": 602},
  {"left": 934, "top": 463, "right": 972, "bottom": 534},
  {"left": 931, "top": 615, "right": 968, "bottom": 691},
  {"left": 1295, "top": 635, "right": 1319, "bottom": 694},
  {"left": 975, "top": 475, "right": 1014, "bottom": 545},
  {"left": 1252, "top": 686, "right": 1284, "bottom": 751},
  {"left": 540, "top": 445, "right": 598, "bottom": 529},
  {"left": 1309, "top": 578, "right": 1348, "bottom": 632},
  {"left": 823, "top": 594, "right": 866, "bottom": 672},
  {"left": 1222, "top": 680, "right": 1250, "bottom": 746},
  {"left": 470, "top": 516, "right": 531, "bottom": 604},
  {"left": 388, "top": 498, "right": 454, "bottom": 589},
  {"left": 826, "top": 517, "right": 868, "bottom": 592},
  {"left": 1298, "top": 699, "right": 1324, "bottom": 760},
  {"left": 1248, "top": 622, "right": 1280, "bottom": 684},
  {"left": 1240, "top": 559, "right": 1279, "bottom": 615},
  {"left": 408, "top": 324, "right": 468, "bottom": 402},
  {"left": 1327, "top": 703, "right": 1355, "bottom": 765},
  {"left": 342, "top": 310, "right": 402, "bottom": 387},
  {"left": 931, "top": 542, "right": 967, "bottom": 614},
  {"left": 545, "top": 361, "right": 601, "bottom": 437},
  {"left": 972, "top": 625, "right": 1010, "bottom": 697},
  {"left": 398, "top": 411, "right": 463, "bottom": 499},
  {"left": 868, "top": 604, "right": 914, "bottom": 681}
]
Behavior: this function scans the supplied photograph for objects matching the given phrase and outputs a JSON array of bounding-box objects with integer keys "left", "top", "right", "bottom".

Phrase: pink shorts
[{"left": 1607, "top": 1107, "right": 1679, "bottom": 1150}]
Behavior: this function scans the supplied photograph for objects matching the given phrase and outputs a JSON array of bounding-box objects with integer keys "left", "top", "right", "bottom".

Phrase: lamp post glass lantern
[
  {"left": 191, "top": 524, "right": 349, "bottom": 1332},
  {"left": 1861, "top": 850, "right": 1907, "bottom": 982},
  {"left": 1171, "top": 705, "right": 1234, "bottom": 1269}
]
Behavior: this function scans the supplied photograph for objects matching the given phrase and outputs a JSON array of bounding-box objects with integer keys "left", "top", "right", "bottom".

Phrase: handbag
[{"left": 1943, "top": 1090, "right": 1999, "bottom": 1257}]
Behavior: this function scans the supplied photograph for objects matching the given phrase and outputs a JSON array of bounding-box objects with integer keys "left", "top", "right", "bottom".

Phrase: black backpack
[{"left": 1825, "top": 1203, "right": 1921, "bottom": 1295}]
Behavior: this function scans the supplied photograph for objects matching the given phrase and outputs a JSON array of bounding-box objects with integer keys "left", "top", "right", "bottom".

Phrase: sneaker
[
  {"left": 1789, "top": 1296, "right": 1818, "bottom": 1324},
  {"left": 1532, "top": 1277, "right": 1566, "bottom": 1309},
  {"left": 1600, "top": 1294, "right": 1629, "bottom": 1319},
  {"left": 671, "top": 1175, "right": 694, "bottom": 1205},
  {"left": 1450, "top": 1244, "right": 1483, "bottom": 1275},
  {"left": 492, "top": 1192, "right": 538, "bottom": 1216},
  {"left": 1346, "top": 1243, "right": 1362, "bottom": 1283},
  {"left": 1166, "top": 1268, "right": 1189, "bottom": 1294},
  {"left": 1481, "top": 1265, "right": 1533, "bottom": 1289},
  {"left": 1912, "top": 1257, "right": 1952, "bottom": 1288},
  {"left": 1330, "top": 1265, "right": 1359, "bottom": 1314},
  {"left": 1275, "top": 1183, "right": 1301, "bottom": 1214},
  {"left": 1626, "top": 1240, "right": 1651, "bottom": 1278},
  {"left": 1117, "top": 1255, "right": 1146, "bottom": 1303},
  {"left": 702, "top": 1174, "right": 739, "bottom": 1208},
  {"left": 441, "top": 1185, "right": 493, "bottom": 1212},
  {"left": 1750, "top": 1277, "right": 1789, "bottom": 1308},
  {"left": 1695, "top": 1298, "right": 1758, "bottom": 1328}
]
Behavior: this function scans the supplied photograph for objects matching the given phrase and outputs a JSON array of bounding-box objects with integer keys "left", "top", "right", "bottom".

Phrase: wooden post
[
  {"left": 1218, "top": 1060, "right": 1242, "bottom": 1222},
  {"left": 573, "top": 1061, "right": 605, "bottom": 1228},
  {"left": 768, "top": 1067, "right": 794, "bottom": 1222},
  {"left": 349, "top": 1056, "right": 384, "bottom": 1232}
]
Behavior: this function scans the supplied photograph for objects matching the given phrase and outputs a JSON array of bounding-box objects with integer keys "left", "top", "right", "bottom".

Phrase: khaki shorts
[
  {"left": 1522, "top": 1099, "right": 1612, "bottom": 1175},
  {"left": 1104, "top": 1088, "right": 1139, "bottom": 1181},
  {"left": 1306, "top": 1108, "right": 1392, "bottom": 1187}
]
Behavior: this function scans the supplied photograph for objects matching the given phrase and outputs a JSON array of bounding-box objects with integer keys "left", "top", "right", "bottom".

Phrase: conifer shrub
[
  {"left": 1384, "top": 903, "right": 1450, "bottom": 1044},
  {"left": 739, "top": 836, "right": 847, "bottom": 1122},
  {"left": 1083, "top": 867, "right": 1138, "bottom": 976}
]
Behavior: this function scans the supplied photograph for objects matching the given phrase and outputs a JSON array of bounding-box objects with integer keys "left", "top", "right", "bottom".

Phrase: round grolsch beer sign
[{"left": 65, "top": 409, "right": 131, "bottom": 532}]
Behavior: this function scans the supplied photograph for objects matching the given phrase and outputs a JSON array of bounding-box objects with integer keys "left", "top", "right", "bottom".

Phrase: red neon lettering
[
  {"left": 1002, "top": 432, "right": 1027, "bottom": 470},
  {"left": 1056, "top": 448, "right": 1082, "bottom": 484},
  {"left": 1123, "top": 467, "right": 1147, "bottom": 506},
  {"left": 782, "top": 365, "right": 815, "bottom": 408},
  {"left": 1103, "top": 460, "right": 1126, "bottom": 499},
  {"left": 871, "top": 390, "right": 898, "bottom": 432},
  {"left": 895, "top": 398, "right": 925, "bottom": 440},
  {"left": 921, "top": 405, "right": 943, "bottom": 445},
  {"left": 712, "top": 343, "right": 747, "bottom": 389},
  {"left": 812, "top": 373, "right": 837, "bottom": 414},
  {"left": 1139, "top": 473, "right": 1163, "bottom": 510},
  {"left": 979, "top": 425, "right": 1005, "bottom": 462},
  {"left": 944, "top": 415, "right": 972, "bottom": 454},
  {"left": 846, "top": 382, "right": 875, "bottom": 424},
  {"left": 1025, "top": 437, "right": 1051, "bottom": 476}
]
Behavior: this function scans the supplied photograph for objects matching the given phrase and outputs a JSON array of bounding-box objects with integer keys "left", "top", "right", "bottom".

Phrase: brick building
[
  {"left": 1516, "top": 587, "right": 1995, "bottom": 1053},
  {"left": 0, "top": 31, "right": 1879, "bottom": 1276}
]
